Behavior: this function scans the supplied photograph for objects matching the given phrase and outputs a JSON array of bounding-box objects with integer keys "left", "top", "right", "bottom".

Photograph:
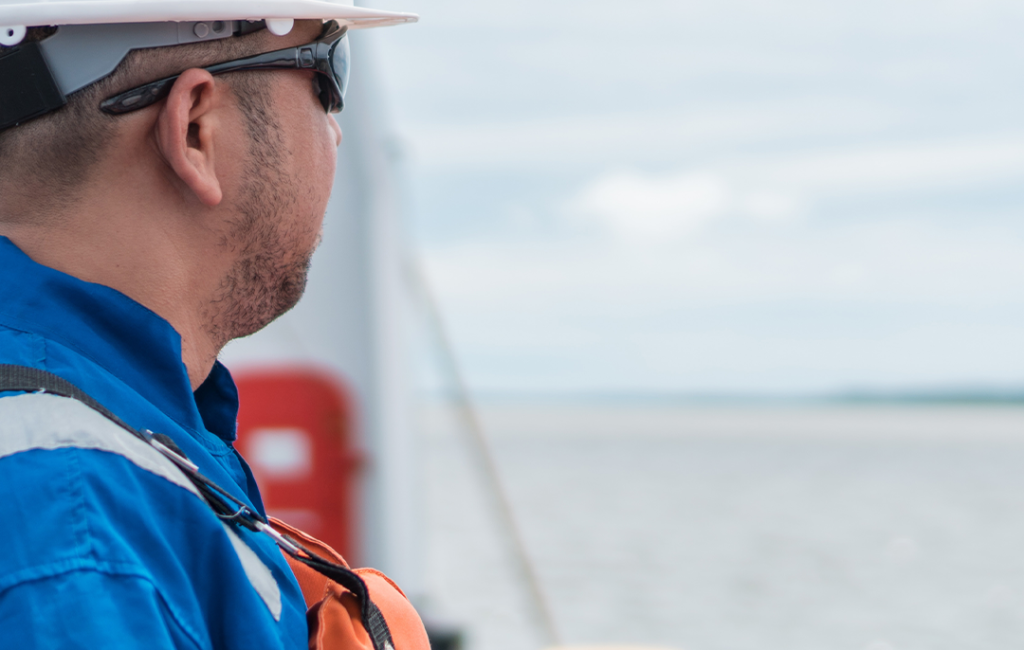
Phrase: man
[{"left": 0, "top": 2, "right": 419, "bottom": 647}]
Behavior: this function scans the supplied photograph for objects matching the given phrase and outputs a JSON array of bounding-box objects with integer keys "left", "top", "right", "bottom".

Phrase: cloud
[
  {"left": 757, "top": 137, "right": 1024, "bottom": 195},
  {"left": 362, "top": 0, "right": 1024, "bottom": 394},
  {"left": 564, "top": 169, "right": 802, "bottom": 240},
  {"left": 421, "top": 215, "right": 1024, "bottom": 393},
  {"left": 399, "top": 100, "right": 897, "bottom": 171},
  {"left": 565, "top": 171, "right": 730, "bottom": 239},
  {"left": 741, "top": 191, "right": 803, "bottom": 222},
  {"left": 561, "top": 133, "right": 1024, "bottom": 242}
]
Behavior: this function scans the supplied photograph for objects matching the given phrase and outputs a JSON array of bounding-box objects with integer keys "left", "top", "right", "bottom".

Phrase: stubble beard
[
  {"left": 213, "top": 184, "right": 319, "bottom": 344},
  {"left": 206, "top": 84, "right": 322, "bottom": 348}
]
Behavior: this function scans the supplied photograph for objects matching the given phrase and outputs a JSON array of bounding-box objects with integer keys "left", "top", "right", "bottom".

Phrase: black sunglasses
[{"left": 100, "top": 21, "right": 350, "bottom": 116}]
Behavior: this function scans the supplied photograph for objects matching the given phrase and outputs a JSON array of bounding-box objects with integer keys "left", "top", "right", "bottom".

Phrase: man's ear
[{"left": 155, "top": 68, "right": 223, "bottom": 207}]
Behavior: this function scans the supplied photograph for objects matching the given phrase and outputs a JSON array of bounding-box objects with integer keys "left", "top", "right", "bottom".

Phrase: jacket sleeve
[{"left": 0, "top": 567, "right": 204, "bottom": 650}]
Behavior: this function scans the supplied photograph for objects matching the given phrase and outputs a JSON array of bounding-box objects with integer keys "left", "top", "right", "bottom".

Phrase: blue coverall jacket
[{"left": 0, "top": 236, "right": 308, "bottom": 648}]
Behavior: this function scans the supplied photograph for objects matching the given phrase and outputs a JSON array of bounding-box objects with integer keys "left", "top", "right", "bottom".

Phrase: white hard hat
[
  {"left": 0, "top": 0, "right": 417, "bottom": 132},
  {"left": 0, "top": 0, "right": 417, "bottom": 31}
]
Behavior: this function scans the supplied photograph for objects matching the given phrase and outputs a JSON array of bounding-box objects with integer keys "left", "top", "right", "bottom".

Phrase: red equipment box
[{"left": 234, "top": 368, "right": 362, "bottom": 561}]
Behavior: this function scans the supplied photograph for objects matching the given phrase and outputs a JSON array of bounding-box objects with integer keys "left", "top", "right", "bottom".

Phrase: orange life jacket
[{"left": 271, "top": 517, "right": 431, "bottom": 650}]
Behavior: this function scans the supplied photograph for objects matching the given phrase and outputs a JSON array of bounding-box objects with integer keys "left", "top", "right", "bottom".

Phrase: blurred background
[{"left": 226, "top": 2, "right": 1024, "bottom": 650}]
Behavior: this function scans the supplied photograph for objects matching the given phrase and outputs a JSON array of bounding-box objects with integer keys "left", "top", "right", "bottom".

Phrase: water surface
[{"left": 420, "top": 404, "right": 1024, "bottom": 650}]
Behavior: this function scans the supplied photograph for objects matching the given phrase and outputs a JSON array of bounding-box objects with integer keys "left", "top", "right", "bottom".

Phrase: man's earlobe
[{"left": 155, "top": 69, "right": 222, "bottom": 207}]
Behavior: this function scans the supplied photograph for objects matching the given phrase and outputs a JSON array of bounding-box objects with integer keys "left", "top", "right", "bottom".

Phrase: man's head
[
  {"left": 0, "top": 19, "right": 342, "bottom": 349},
  {"left": 1, "top": 25, "right": 290, "bottom": 214}
]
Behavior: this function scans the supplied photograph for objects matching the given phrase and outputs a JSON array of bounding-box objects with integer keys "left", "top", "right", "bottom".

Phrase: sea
[{"left": 418, "top": 402, "right": 1024, "bottom": 650}]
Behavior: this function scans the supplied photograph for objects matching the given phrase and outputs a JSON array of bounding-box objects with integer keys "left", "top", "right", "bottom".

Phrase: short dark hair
[{"left": 0, "top": 26, "right": 274, "bottom": 219}]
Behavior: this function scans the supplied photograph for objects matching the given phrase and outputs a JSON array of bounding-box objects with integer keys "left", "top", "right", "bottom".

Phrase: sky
[{"left": 355, "top": 0, "right": 1024, "bottom": 396}]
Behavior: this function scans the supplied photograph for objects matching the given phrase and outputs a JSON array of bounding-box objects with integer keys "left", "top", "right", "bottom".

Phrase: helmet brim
[{"left": 0, "top": 0, "right": 417, "bottom": 29}]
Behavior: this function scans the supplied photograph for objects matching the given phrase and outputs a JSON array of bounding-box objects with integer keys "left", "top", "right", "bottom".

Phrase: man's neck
[{"left": 0, "top": 197, "right": 233, "bottom": 391}]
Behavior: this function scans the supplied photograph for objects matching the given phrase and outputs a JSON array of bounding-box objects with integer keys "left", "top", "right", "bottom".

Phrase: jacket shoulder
[{"left": 0, "top": 392, "right": 285, "bottom": 631}]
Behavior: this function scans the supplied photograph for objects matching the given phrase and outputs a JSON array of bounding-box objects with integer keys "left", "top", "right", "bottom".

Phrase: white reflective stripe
[
  {"left": 0, "top": 393, "right": 200, "bottom": 497},
  {"left": 0, "top": 392, "right": 282, "bottom": 619},
  {"left": 222, "top": 524, "right": 282, "bottom": 621}
]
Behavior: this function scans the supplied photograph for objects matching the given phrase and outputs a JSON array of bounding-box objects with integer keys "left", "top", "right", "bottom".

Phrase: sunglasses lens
[
  {"left": 332, "top": 36, "right": 350, "bottom": 97},
  {"left": 330, "top": 35, "right": 350, "bottom": 106}
]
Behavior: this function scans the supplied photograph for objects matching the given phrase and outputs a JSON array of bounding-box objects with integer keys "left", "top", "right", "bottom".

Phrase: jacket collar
[{"left": 0, "top": 236, "right": 238, "bottom": 442}]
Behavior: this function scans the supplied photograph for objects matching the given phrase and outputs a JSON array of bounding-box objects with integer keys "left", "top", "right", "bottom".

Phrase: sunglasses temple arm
[
  {"left": 206, "top": 49, "right": 307, "bottom": 75},
  {"left": 99, "top": 49, "right": 305, "bottom": 115},
  {"left": 100, "top": 77, "right": 178, "bottom": 115}
]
